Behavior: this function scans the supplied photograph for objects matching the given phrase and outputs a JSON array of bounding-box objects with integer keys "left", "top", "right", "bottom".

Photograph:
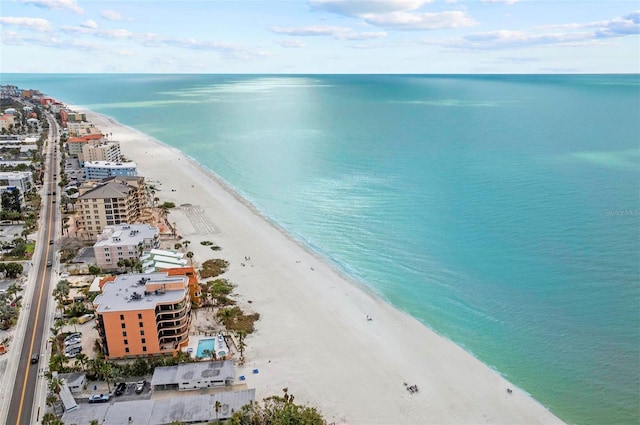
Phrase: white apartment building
[
  {"left": 93, "top": 223, "right": 160, "bottom": 270},
  {"left": 0, "top": 171, "right": 34, "bottom": 209},
  {"left": 82, "top": 141, "right": 122, "bottom": 163},
  {"left": 84, "top": 161, "right": 138, "bottom": 180}
]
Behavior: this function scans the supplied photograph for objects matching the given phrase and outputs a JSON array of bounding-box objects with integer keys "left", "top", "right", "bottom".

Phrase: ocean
[{"left": 3, "top": 74, "right": 639, "bottom": 424}]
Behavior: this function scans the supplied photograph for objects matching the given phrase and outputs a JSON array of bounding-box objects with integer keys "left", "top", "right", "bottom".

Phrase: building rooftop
[
  {"left": 61, "top": 389, "right": 256, "bottom": 424},
  {"left": 95, "top": 223, "right": 158, "bottom": 247},
  {"left": 85, "top": 160, "right": 137, "bottom": 169},
  {"left": 93, "top": 272, "right": 188, "bottom": 313},
  {"left": 78, "top": 180, "right": 133, "bottom": 200},
  {"left": 151, "top": 360, "right": 235, "bottom": 386}
]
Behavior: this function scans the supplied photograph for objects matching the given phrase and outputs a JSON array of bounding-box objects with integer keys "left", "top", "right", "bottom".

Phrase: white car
[{"left": 64, "top": 337, "right": 81, "bottom": 346}]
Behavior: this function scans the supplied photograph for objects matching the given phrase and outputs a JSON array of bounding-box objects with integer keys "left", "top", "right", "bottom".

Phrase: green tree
[
  {"left": 174, "top": 243, "right": 182, "bottom": 251},
  {"left": 228, "top": 388, "right": 326, "bottom": 425},
  {"left": 41, "top": 412, "right": 64, "bottom": 425},
  {"left": 48, "top": 376, "right": 64, "bottom": 406},
  {"left": 45, "top": 393, "right": 59, "bottom": 417},
  {"left": 87, "top": 264, "right": 101, "bottom": 277},
  {"left": 68, "top": 317, "right": 79, "bottom": 333},
  {"left": 5, "top": 263, "right": 23, "bottom": 278}
]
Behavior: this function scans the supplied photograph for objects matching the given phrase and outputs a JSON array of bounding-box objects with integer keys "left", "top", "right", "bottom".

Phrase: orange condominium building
[{"left": 94, "top": 272, "right": 192, "bottom": 359}]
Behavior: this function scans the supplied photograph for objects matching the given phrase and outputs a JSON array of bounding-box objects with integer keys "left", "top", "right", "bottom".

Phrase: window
[
  {"left": 117, "top": 247, "right": 122, "bottom": 251},
  {"left": 141, "top": 338, "right": 146, "bottom": 344},
  {"left": 124, "top": 339, "right": 128, "bottom": 345},
  {"left": 142, "top": 346, "right": 147, "bottom": 352},
  {"left": 140, "top": 330, "right": 145, "bottom": 336},
  {"left": 125, "top": 347, "right": 130, "bottom": 353},
  {"left": 138, "top": 313, "right": 142, "bottom": 319},
  {"left": 121, "top": 323, "right": 126, "bottom": 329},
  {"left": 139, "top": 322, "right": 144, "bottom": 327},
  {"left": 122, "top": 331, "right": 127, "bottom": 337},
  {"left": 120, "top": 314, "right": 124, "bottom": 320},
  {"left": 104, "top": 247, "right": 110, "bottom": 251}
]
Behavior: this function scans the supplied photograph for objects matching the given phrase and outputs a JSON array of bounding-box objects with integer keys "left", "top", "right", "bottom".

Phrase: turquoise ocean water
[{"left": 2, "top": 74, "right": 639, "bottom": 424}]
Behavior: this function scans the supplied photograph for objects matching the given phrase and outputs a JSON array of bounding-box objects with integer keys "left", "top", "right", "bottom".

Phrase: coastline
[{"left": 78, "top": 106, "right": 564, "bottom": 424}]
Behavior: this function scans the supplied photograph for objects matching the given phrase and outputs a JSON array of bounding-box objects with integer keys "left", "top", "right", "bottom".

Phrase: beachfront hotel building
[
  {"left": 67, "top": 134, "right": 104, "bottom": 158},
  {"left": 81, "top": 140, "right": 122, "bottom": 164},
  {"left": 84, "top": 160, "right": 137, "bottom": 180},
  {"left": 93, "top": 272, "right": 192, "bottom": 359},
  {"left": 93, "top": 223, "right": 160, "bottom": 271},
  {"left": 66, "top": 121, "right": 99, "bottom": 137},
  {"left": 75, "top": 176, "right": 148, "bottom": 239}
]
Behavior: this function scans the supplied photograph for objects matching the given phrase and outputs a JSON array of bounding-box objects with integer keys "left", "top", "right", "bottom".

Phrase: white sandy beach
[{"left": 82, "top": 109, "right": 564, "bottom": 425}]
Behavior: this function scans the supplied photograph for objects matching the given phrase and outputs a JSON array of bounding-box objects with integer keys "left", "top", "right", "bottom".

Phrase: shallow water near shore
[{"left": 3, "top": 74, "right": 639, "bottom": 424}]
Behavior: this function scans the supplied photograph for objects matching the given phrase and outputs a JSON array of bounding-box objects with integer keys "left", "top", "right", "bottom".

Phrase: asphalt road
[{"left": 6, "top": 114, "right": 59, "bottom": 425}]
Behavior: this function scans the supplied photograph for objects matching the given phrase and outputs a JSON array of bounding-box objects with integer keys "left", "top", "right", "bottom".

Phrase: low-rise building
[
  {"left": 93, "top": 272, "right": 192, "bottom": 359},
  {"left": 94, "top": 223, "right": 160, "bottom": 270},
  {"left": 84, "top": 160, "right": 137, "bottom": 180},
  {"left": 61, "top": 389, "right": 255, "bottom": 424},
  {"left": 141, "top": 249, "right": 188, "bottom": 272},
  {"left": 151, "top": 360, "right": 235, "bottom": 391}
]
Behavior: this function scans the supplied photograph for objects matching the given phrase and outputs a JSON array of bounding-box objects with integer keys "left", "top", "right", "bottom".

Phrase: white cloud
[
  {"left": 362, "top": 10, "right": 475, "bottom": 30},
  {"left": 482, "top": 0, "right": 519, "bottom": 5},
  {"left": 277, "top": 39, "right": 306, "bottom": 48},
  {"left": 80, "top": 20, "right": 98, "bottom": 29},
  {"left": 309, "top": 0, "right": 432, "bottom": 16},
  {"left": 101, "top": 10, "right": 123, "bottom": 21},
  {"left": 0, "top": 16, "right": 53, "bottom": 32},
  {"left": 271, "top": 25, "right": 352, "bottom": 37},
  {"left": 271, "top": 25, "right": 387, "bottom": 41},
  {"left": 20, "top": 0, "right": 83, "bottom": 14},
  {"left": 339, "top": 31, "right": 387, "bottom": 40},
  {"left": 439, "top": 10, "right": 640, "bottom": 49},
  {"left": 309, "top": 0, "right": 474, "bottom": 31}
]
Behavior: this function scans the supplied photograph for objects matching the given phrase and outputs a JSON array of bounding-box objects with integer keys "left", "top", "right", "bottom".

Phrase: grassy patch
[{"left": 199, "top": 259, "right": 229, "bottom": 279}]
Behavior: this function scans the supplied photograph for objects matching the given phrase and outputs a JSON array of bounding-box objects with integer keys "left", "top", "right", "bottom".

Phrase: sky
[{"left": 0, "top": 0, "right": 639, "bottom": 73}]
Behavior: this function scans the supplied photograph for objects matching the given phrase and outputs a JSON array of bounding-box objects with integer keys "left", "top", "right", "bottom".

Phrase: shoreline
[{"left": 75, "top": 105, "right": 564, "bottom": 424}]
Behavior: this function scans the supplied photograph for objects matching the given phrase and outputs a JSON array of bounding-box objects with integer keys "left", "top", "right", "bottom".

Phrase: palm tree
[
  {"left": 201, "top": 349, "right": 213, "bottom": 361},
  {"left": 215, "top": 400, "right": 222, "bottom": 422},
  {"left": 186, "top": 251, "right": 194, "bottom": 266},
  {"left": 46, "top": 393, "right": 58, "bottom": 417},
  {"left": 49, "top": 353, "right": 67, "bottom": 372},
  {"left": 236, "top": 331, "right": 247, "bottom": 360},
  {"left": 74, "top": 352, "right": 88, "bottom": 372},
  {"left": 99, "top": 360, "right": 113, "bottom": 392},
  {"left": 68, "top": 317, "right": 79, "bottom": 333},
  {"left": 48, "top": 376, "right": 64, "bottom": 406},
  {"left": 182, "top": 240, "right": 190, "bottom": 251},
  {"left": 41, "top": 412, "right": 63, "bottom": 425},
  {"left": 174, "top": 243, "right": 182, "bottom": 251}
]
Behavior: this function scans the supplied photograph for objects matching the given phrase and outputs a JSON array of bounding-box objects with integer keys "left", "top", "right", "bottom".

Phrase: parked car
[
  {"left": 30, "top": 353, "right": 39, "bottom": 364},
  {"left": 88, "top": 394, "right": 110, "bottom": 403},
  {"left": 46, "top": 261, "right": 52, "bottom": 267},
  {"left": 65, "top": 347, "right": 82, "bottom": 357},
  {"left": 115, "top": 382, "right": 127, "bottom": 396},
  {"left": 64, "top": 332, "right": 81, "bottom": 342},
  {"left": 49, "top": 240, "right": 54, "bottom": 245},
  {"left": 135, "top": 380, "right": 146, "bottom": 394},
  {"left": 65, "top": 342, "right": 82, "bottom": 351},
  {"left": 77, "top": 313, "right": 94, "bottom": 324},
  {"left": 64, "top": 337, "right": 81, "bottom": 346}
]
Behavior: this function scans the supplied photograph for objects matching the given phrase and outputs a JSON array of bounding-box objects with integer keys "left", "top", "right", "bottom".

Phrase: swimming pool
[{"left": 196, "top": 338, "right": 215, "bottom": 358}]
